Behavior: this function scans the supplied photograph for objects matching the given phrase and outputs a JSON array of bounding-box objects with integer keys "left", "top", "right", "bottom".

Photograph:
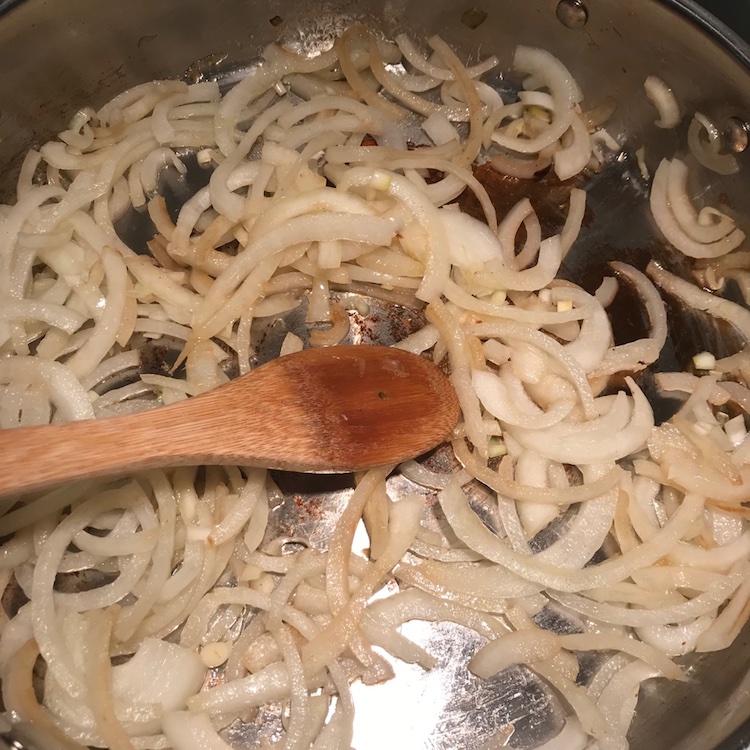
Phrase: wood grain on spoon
[{"left": 0, "top": 346, "right": 460, "bottom": 498}]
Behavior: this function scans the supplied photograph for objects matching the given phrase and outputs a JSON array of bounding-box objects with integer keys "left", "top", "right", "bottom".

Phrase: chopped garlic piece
[
  {"left": 201, "top": 641, "right": 231, "bottom": 668},
  {"left": 692, "top": 351, "right": 716, "bottom": 370},
  {"left": 370, "top": 171, "right": 392, "bottom": 192},
  {"left": 725, "top": 415, "right": 747, "bottom": 448},
  {"left": 196, "top": 148, "right": 214, "bottom": 166},
  {"left": 251, "top": 573, "right": 276, "bottom": 595},
  {"left": 489, "top": 437, "right": 508, "bottom": 458}
]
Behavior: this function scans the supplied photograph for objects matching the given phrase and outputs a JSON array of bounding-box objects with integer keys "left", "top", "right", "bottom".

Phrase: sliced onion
[
  {"left": 473, "top": 369, "right": 574, "bottom": 429},
  {"left": 554, "top": 113, "right": 592, "bottom": 181},
  {"left": 590, "top": 262, "right": 667, "bottom": 377},
  {"left": 594, "top": 661, "right": 661, "bottom": 747},
  {"left": 665, "top": 159, "right": 740, "bottom": 244},
  {"left": 688, "top": 113, "right": 739, "bottom": 175},
  {"left": 644, "top": 76, "right": 681, "bottom": 129},
  {"left": 395, "top": 34, "right": 499, "bottom": 81},
  {"left": 469, "top": 628, "right": 560, "bottom": 678},
  {"left": 490, "top": 150, "right": 553, "bottom": 179},
  {"left": 441, "top": 209, "right": 501, "bottom": 270},
  {"left": 560, "top": 188, "right": 586, "bottom": 257},
  {"left": 649, "top": 159, "right": 744, "bottom": 259},
  {"left": 648, "top": 260, "right": 750, "bottom": 341},
  {"left": 490, "top": 46, "right": 578, "bottom": 155},
  {"left": 551, "top": 286, "right": 612, "bottom": 372},
  {"left": 481, "top": 236, "right": 563, "bottom": 292},
  {"left": 510, "top": 378, "right": 653, "bottom": 465},
  {"left": 162, "top": 711, "right": 234, "bottom": 750},
  {"left": 422, "top": 111, "right": 460, "bottom": 146}
]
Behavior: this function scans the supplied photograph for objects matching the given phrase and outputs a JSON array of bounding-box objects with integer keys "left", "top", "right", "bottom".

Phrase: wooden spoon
[{"left": 0, "top": 346, "right": 460, "bottom": 497}]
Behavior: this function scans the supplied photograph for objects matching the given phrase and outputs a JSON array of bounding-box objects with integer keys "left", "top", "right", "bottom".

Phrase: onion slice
[
  {"left": 649, "top": 159, "right": 744, "bottom": 259},
  {"left": 644, "top": 76, "right": 681, "bottom": 129}
]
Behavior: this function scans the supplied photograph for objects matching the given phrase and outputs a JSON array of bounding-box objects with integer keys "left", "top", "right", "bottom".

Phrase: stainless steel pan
[{"left": 2, "top": 1, "right": 750, "bottom": 748}]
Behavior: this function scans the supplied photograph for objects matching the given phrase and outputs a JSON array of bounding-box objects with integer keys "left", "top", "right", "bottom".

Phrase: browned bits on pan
[
  {"left": 458, "top": 162, "right": 578, "bottom": 236},
  {"left": 461, "top": 7, "right": 488, "bottom": 29}
]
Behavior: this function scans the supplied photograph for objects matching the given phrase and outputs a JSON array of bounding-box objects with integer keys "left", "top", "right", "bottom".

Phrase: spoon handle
[
  {"left": 0, "top": 394, "right": 260, "bottom": 499},
  {"left": 0, "top": 355, "right": 305, "bottom": 497}
]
